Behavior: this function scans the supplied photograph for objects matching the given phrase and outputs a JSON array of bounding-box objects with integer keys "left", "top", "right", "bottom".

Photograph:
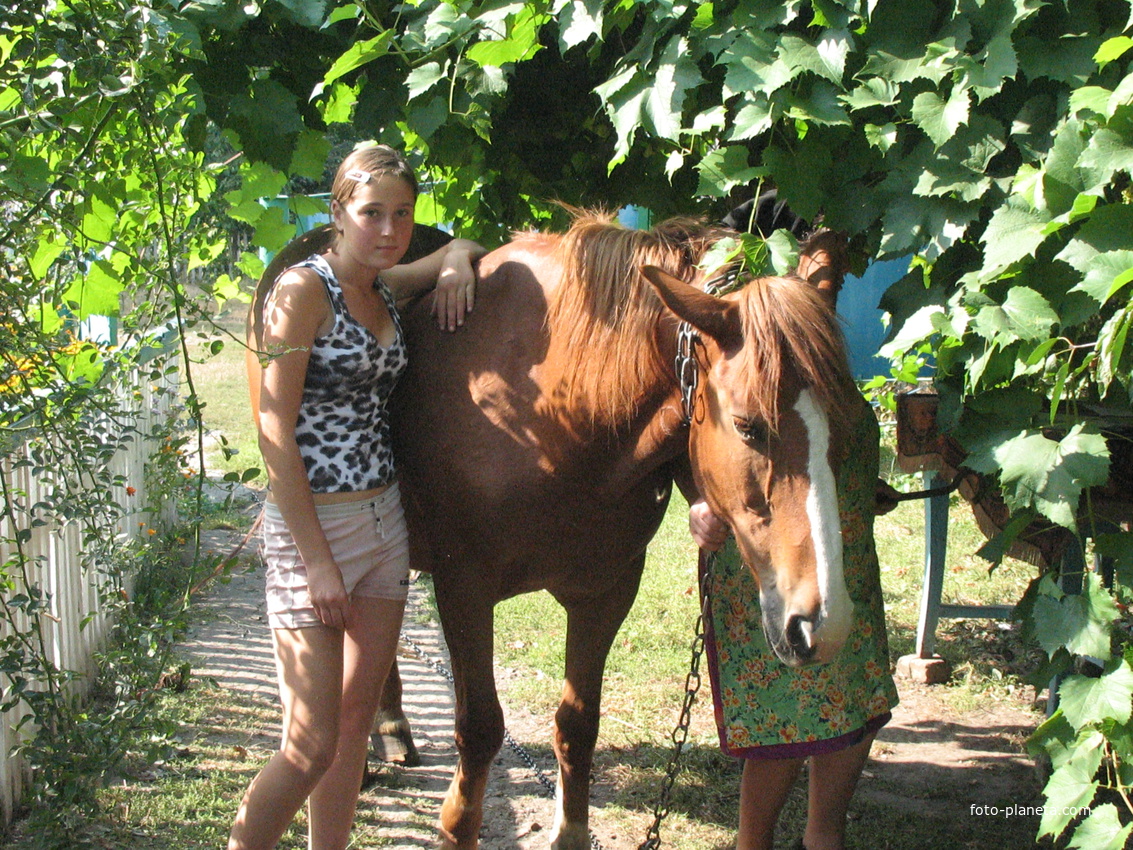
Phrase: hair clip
[{"left": 344, "top": 169, "right": 371, "bottom": 183}]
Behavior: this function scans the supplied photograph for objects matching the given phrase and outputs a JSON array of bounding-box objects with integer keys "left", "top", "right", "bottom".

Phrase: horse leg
[
  {"left": 370, "top": 659, "right": 421, "bottom": 767},
  {"left": 435, "top": 583, "right": 503, "bottom": 850},
  {"left": 550, "top": 563, "right": 643, "bottom": 850}
]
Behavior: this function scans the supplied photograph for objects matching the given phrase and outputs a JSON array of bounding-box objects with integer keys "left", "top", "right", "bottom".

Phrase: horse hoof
[
  {"left": 550, "top": 824, "right": 591, "bottom": 850},
  {"left": 371, "top": 721, "right": 421, "bottom": 767},
  {"left": 437, "top": 830, "right": 476, "bottom": 849}
]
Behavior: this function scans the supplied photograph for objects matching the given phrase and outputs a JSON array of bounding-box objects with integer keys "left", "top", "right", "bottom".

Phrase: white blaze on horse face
[{"left": 795, "top": 389, "right": 853, "bottom": 658}]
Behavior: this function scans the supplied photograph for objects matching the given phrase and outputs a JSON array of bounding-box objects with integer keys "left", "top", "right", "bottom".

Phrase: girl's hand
[
  {"left": 432, "top": 242, "right": 479, "bottom": 331},
  {"left": 306, "top": 562, "right": 350, "bottom": 629},
  {"left": 689, "top": 498, "right": 730, "bottom": 551}
]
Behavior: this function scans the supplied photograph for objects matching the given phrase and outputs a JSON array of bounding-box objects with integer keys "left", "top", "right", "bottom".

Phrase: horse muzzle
[{"left": 761, "top": 592, "right": 852, "bottom": 668}]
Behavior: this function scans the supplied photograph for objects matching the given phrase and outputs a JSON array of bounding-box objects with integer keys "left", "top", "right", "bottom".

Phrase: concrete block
[{"left": 897, "top": 654, "right": 952, "bottom": 684}]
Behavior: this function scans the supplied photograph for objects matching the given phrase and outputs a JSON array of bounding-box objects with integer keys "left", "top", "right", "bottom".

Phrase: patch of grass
[
  {"left": 184, "top": 314, "right": 264, "bottom": 488},
  {"left": 86, "top": 684, "right": 286, "bottom": 850}
]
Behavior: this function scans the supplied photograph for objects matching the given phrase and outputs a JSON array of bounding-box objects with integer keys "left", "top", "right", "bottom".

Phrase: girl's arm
[
  {"left": 256, "top": 270, "right": 351, "bottom": 629},
  {"left": 383, "top": 238, "right": 488, "bottom": 331}
]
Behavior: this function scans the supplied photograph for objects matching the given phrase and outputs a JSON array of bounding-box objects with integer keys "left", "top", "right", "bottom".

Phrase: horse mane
[
  {"left": 544, "top": 211, "right": 727, "bottom": 425},
  {"left": 734, "top": 274, "right": 857, "bottom": 430}
]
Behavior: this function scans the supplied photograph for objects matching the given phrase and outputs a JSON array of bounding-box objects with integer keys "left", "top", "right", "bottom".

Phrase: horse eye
[{"left": 733, "top": 416, "right": 768, "bottom": 444}]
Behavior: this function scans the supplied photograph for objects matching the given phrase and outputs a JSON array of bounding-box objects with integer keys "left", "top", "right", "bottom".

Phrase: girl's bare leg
[
  {"left": 307, "top": 596, "right": 405, "bottom": 850},
  {"left": 229, "top": 626, "right": 344, "bottom": 850},
  {"left": 800, "top": 733, "right": 875, "bottom": 850},
  {"left": 736, "top": 756, "right": 804, "bottom": 850},
  {"left": 735, "top": 732, "right": 875, "bottom": 850}
]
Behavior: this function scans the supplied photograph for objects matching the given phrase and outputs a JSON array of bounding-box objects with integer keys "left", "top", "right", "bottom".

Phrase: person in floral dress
[
  {"left": 690, "top": 394, "right": 898, "bottom": 850},
  {"left": 693, "top": 193, "right": 900, "bottom": 849}
]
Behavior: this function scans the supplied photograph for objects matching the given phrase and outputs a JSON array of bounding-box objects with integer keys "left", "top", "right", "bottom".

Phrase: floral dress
[{"left": 701, "top": 399, "right": 899, "bottom": 759}]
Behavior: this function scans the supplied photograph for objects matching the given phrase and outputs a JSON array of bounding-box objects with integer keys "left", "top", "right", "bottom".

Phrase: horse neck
[{"left": 549, "top": 314, "right": 688, "bottom": 494}]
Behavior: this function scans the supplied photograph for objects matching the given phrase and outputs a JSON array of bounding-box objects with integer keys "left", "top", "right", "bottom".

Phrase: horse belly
[
  {"left": 399, "top": 447, "right": 666, "bottom": 588},
  {"left": 395, "top": 402, "right": 669, "bottom": 597}
]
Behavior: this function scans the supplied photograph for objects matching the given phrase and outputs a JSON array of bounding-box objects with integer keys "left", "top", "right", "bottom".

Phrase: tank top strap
[
  {"left": 374, "top": 275, "right": 404, "bottom": 340},
  {"left": 296, "top": 254, "right": 347, "bottom": 318}
]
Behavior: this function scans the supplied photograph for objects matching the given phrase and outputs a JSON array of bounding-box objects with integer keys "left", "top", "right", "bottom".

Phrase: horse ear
[
  {"left": 795, "top": 228, "right": 848, "bottom": 309},
  {"left": 640, "top": 265, "right": 743, "bottom": 350}
]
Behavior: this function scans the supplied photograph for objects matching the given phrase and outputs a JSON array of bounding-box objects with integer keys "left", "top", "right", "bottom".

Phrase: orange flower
[
  {"left": 126, "top": 486, "right": 136, "bottom": 496},
  {"left": 728, "top": 726, "right": 751, "bottom": 748}
]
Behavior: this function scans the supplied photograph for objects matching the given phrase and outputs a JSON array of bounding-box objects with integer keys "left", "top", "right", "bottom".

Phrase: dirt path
[{"left": 180, "top": 530, "right": 1047, "bottom": 849}]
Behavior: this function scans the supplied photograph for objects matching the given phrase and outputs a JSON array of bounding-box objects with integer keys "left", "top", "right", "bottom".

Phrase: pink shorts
[{"left": 261, "top": 484, "right": 411, "bottom": 630}]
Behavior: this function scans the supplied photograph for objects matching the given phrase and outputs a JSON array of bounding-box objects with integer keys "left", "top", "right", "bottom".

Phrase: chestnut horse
[{"left": 252, "top": 214, "right": 860, "bottom": 849}]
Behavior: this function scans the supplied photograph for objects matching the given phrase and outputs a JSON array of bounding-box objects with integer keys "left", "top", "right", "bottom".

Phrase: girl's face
[{"left": 331, "top": 173, "right": 416, "bottom": 272}]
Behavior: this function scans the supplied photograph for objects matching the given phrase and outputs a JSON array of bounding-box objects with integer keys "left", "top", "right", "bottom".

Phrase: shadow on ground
[{"left": 175, "top": 531, "right": 1052, "bottom": 850}]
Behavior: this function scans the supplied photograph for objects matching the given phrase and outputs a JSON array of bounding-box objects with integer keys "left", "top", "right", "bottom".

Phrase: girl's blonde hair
[{"left": 330, "top": 143, "right": 418, "bottom": 206}]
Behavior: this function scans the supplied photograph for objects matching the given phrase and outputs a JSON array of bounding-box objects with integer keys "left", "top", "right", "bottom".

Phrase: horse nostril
[{"left": 785, "top": 614, "right": 816, "bottom": 660}]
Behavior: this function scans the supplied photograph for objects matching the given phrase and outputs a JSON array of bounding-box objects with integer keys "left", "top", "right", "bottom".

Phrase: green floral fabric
[{"left": 702, "top": 401, "right": 899, "bottom": 758}]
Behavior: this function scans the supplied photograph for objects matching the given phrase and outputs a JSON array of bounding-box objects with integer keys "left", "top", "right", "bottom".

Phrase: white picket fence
[{"left": 0, "top": 348, "right": 178, "bottom": 824}]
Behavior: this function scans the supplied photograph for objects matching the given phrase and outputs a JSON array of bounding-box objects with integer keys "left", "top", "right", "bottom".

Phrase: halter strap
[{"left": 673, "top": 267, "right": 740, "bottom": 424}]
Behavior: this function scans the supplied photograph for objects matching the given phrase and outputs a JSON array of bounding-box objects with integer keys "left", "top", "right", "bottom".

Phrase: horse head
[{"left": 642, "top": 232, "right": 859, "bottom": 667}]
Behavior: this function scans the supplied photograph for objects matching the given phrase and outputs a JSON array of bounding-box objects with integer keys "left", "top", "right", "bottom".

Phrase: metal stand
[{"left": 913, "top": 470, "right": 1014, "bottom": 660}]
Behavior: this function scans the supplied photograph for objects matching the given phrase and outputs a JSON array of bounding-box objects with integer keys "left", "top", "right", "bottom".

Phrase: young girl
[
  {"left": 230, "top": 143, "right": 485, "bottom": 850},
  {"left": 688, "top": 202, "right": 899, "bottom": 850},
  {"left": 689, "top": 399, "right": 898, "bottom": 850}
]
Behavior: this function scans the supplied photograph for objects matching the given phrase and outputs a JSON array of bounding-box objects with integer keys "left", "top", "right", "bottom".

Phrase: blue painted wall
[{"left": 836, "top": 256, "right": 910, "bottom": 381}]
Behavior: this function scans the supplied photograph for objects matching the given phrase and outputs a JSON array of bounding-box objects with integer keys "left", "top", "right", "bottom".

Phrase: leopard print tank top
[{"left": 291, "top": 254, "right": 408, "bottom": 493}]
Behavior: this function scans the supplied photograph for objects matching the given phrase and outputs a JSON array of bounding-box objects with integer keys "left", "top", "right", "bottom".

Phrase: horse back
[{"left": 390, "top": 239, "right": 678, "bottom": 595}]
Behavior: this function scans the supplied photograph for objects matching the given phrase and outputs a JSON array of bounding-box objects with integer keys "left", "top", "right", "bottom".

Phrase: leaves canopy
[{"left": 162, "top": 0, "right": 1133, "bottom": 531}]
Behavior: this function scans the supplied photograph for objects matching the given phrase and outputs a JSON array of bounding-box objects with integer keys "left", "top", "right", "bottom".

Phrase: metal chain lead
[
  {"left": 675, "top": 263, "right": 736, "bottom": 424},
  {"left": 641, "top": 271, "right": 734, "bottom": 846},
  {"left": 636, "top": 551, "right": 712, "bottom": 850},
  {"left": 675, "top": 320, "right": 699, "bottom": 424}
]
